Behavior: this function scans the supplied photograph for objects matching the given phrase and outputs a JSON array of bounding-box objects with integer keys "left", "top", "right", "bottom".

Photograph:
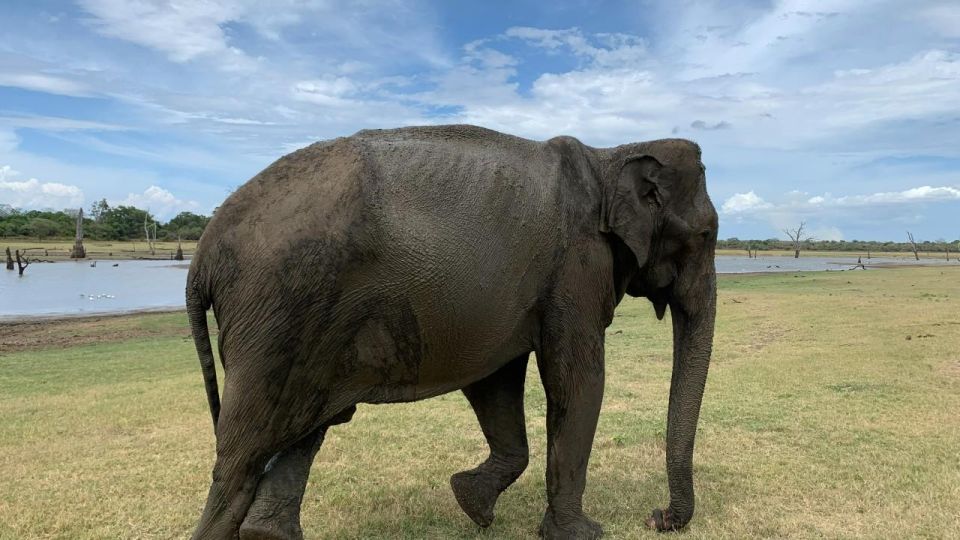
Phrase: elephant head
[{"left": 600, "top": 139, "right": 717, "bottom": 530}]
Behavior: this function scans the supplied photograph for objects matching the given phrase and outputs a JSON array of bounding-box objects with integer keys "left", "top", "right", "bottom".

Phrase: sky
[{"left": 0, "top": 0, "right": 958, "bottom": 241}]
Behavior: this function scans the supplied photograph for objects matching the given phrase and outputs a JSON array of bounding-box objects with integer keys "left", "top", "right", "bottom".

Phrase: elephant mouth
[{"left": 626, "top": 279, "right": 671, "bottom": 320}]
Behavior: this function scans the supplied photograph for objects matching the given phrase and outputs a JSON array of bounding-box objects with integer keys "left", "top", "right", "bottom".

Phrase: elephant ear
[{"left": 600, "top": 154, "right": 666, "bottom": 271}]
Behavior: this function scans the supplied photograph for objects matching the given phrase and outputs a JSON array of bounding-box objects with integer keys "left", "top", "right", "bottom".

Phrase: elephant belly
[{"left": 346, "top": 295, "right": 534, "bottom": 404}]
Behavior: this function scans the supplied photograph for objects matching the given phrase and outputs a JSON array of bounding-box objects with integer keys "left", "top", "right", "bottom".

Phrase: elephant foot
[
  {"left": 538, "top": 508, "right": 603, "bottom": 540},
  {"left": 238, "top": 496, "right": 303, "bottom": 540},
  {"left": 450, "top": 469, "right": 500, "bottom": 527},
  {"left": 645, "top": 508, "right": 685, "bottom": 532}
]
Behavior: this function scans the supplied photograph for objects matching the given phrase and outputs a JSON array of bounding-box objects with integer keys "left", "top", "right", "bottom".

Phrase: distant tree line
[
  {"left": 0, "top": 200, "right": 210, "bottom": 241},
  {"left": 719, "top": 237, "right": 960, "bottom": 253}
]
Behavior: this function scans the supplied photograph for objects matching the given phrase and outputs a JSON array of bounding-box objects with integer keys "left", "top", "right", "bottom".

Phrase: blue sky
[{"left": 0, "top": 0, "right": 958, "bottom": 241}]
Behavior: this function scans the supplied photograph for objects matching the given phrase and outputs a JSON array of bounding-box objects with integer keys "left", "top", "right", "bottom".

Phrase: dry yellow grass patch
[{"left": 3, "top": 239, "right": 198, "bottom": 261}]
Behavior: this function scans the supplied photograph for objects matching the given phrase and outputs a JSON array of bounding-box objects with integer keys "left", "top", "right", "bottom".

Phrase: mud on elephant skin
[{"left": 186, "top": 124, "right": 718, "bottom": 539}]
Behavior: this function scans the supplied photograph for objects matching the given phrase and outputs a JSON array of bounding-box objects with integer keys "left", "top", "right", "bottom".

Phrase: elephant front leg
[
  {"left": 451, "top": 354, "right": 530, "bottom": 527},
  {"left": 536, "top": 333, "right": 605, "bottom": 540}
]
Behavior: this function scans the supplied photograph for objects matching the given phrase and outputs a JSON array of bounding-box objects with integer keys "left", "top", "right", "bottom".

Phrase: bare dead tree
[
  {"left": 70, "top": 208, "right": 86, "bottom": 259},
  {"left": 15, "top": 249, "right": 31, "bottom": 276},
  {"left": 144, "top": 214, "right": 156, "bottom": 255},
  {"left": 5, "top": 247, "right": 13, "bottom": 270},
  {"left": 783, "top": 221, "right": 812, "bottom": 259},
  {"left": 906, "top": 231, "right": 920, "bottom": 261}
]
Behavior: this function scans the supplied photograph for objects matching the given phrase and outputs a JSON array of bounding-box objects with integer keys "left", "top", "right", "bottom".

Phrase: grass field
[
  {"left": 2, "top": 239, "right": 199, "bottom": 261},
  {"left": 1, "top": 267, "right": 958, "bottom": 538}
]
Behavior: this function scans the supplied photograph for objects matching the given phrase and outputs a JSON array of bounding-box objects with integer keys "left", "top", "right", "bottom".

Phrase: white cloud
[
  {"left": 721, "top": 191, "right": 773, "bottom": 214},
  {"left": 814, "top": 186, "right": 960, "bottom": 207},
  {"left": 0, "top": 166, "right": 85, "bottom": 209},
  {"left": 504, "top": 27, "right": 648, "bottom": 66},
  {"left": 721, "top": 184, "right": 960, "bottom": 238},
  {"left": 75, "top": 0, "right": 449, "bottom": 73},
  {"left": 808, "top": 50, "right": 960, "bottom": 131},
  {"left": 292, "top": 78, "right": 359, "bottom": 107},
  {"left": 76, "top": 0, "right": 253, "bottom": 68},
  {"left": 115, "top": 185, "right": 198, "bottom": 218},
  {"left": 725, "top": 185, "right": 960, "bottom": 215},
  {"left": 0, "top": 115, "right": 127, "bottom": 132},
  {"left": 0, "top": 73, "right": 92, "bottom": 97},
  {"left": 463, "top": 41, "right": 518, "bottom": 69}
]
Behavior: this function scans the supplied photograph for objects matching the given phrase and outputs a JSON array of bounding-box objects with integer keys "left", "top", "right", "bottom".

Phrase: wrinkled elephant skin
[{"left": 186, "top": 125, "right": 718, "bottom": 539}]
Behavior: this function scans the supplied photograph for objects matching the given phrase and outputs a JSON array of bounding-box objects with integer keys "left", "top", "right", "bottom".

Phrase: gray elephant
[{"left": 187, "top": 124, "right": 717, "bottom": 539}]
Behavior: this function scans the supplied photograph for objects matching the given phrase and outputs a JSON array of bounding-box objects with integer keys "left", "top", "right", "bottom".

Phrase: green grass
[{"left": 1, "top": 267, "right": 958, "bottom": 538}]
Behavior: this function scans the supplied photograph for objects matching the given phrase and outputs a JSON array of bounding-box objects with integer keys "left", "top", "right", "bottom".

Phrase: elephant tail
[{"left": 186, "top": 270, "right": 220, "bottom": 431}]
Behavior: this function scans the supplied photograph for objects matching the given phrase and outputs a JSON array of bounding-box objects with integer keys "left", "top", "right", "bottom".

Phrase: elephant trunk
[{"left": 662, "top": 267, "right": 716, "bottom": 529}]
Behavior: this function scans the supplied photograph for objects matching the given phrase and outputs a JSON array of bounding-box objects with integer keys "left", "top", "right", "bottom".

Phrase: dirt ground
[{"left": 0, "top": 310, "right": 198, "bottom": 354}]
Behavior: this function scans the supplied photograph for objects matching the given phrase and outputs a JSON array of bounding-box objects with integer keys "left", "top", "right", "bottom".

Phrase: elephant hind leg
[
  {"left": 192, "top": 414, "right": 286, "bottom": 540},
  {"left": 239, "top": 405, "right": 357, "bottom": 540},
  {"left": 451, "top": 354, "right": 530, "bottom": 528},
  {"left": 192, "top": 369, "right": 335, "bottom": 540}
]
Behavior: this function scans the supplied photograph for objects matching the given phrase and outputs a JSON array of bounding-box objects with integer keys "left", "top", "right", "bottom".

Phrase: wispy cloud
[
  {"left": 76, "top": 0, "right": 256, "bottom": 69},
  {"left": 0, "top": 73, "right": 93, "bottom": 97},
  {"left": 0, "top": 114, "right": 127, "bottom": 132}
]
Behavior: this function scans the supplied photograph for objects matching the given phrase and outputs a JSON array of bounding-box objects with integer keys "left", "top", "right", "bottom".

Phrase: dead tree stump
[
  {"left": 70, "top": 208, "right": 86, "bottom": 259},
  {"left": 174, "top": 235, "right": 184, "bottom": 261}
]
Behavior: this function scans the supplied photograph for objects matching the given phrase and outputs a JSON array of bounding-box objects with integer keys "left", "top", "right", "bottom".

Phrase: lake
[
  {"left": 1, "top": 255, "right": 951, "bottom": 319},
  {"left": 1, "top": 259, "right": 191, "bottom": 321}
]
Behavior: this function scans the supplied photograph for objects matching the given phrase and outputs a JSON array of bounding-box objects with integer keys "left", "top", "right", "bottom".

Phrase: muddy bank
[{"left": 0, "top": 309, "right": 206, "bottom": 354}]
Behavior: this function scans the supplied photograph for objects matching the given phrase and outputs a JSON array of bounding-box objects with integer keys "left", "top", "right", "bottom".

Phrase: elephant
[{"left": 186, "top": 124, "right": 717, "bottom": 539}]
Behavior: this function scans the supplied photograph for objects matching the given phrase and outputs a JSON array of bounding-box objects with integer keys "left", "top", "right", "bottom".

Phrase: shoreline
[
  {"left": 5, "top": 263, "right": 959, "bottom": 324},
  {"left": 0, "top": 306, "right": 186, "bottom": 326},
  {"left": 11, "top": 250, "right": 960, "bottom": 266}
]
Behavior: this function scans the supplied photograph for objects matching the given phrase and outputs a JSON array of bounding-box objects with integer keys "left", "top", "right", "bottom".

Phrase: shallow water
[
  {"left": 1, "top": 255, "right": 952, "bottom": 319},
  {"left": 1, "top": 259, "right": 190, "bottom": 320},
  {"left": 712, "top": 255, "right": 946, "bottom": 274}
]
